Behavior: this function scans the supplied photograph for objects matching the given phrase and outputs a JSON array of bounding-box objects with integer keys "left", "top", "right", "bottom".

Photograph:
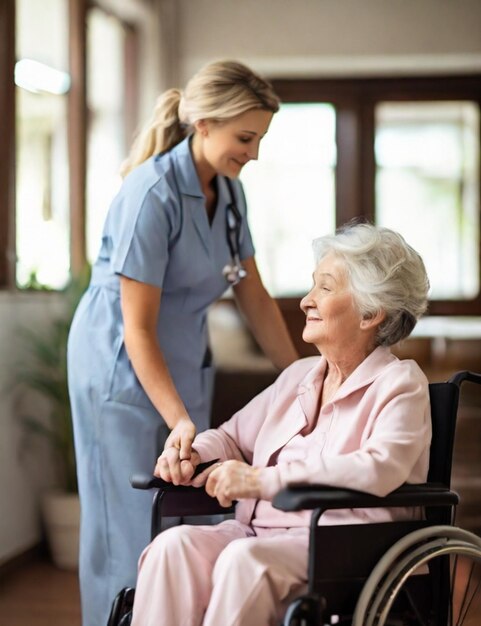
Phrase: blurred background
[{"left": 0, "top": 1, "right": 480, "bottom": 622}]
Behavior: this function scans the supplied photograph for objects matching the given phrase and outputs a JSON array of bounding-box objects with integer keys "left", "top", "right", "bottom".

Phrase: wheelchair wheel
[
  {"left": 107, "top": 587, "right": 134, "bottom": 626},
  {"left": 353, "top": 526, "right": 481, "bottom": 626}
]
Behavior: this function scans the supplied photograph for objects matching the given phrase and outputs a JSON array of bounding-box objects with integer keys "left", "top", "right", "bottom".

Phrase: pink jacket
[{"left": 193, "top": 346, "right": 432, "bottom": 526}]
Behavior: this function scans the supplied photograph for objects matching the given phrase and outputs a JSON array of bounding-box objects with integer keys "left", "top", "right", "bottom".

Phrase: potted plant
[{"left": 16, "top": 267, "right": 90, "bottom": 569}]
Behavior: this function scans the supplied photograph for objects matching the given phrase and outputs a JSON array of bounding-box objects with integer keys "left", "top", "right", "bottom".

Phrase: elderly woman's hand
[
  {"left": 204, "top": 460, "right": 261, "bottom": 507},
  {"left": 154, "top": 446, "right": 201, "bottom": 485}
]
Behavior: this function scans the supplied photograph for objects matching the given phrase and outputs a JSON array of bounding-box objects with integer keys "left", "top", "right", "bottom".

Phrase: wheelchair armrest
[
  {"left": 130, "top": 473, "right": 236, "bottom": 522},
  {"left": 130, "top": 473, "right": 199, "bottom": 492},
  {"left": 272, "top": 482, "right": 459, "bottom": 512}
]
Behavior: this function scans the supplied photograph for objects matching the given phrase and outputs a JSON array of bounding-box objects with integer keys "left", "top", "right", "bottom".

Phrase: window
[
  {"left": 0, "top": 0, "right": 139, "bottom": 289},
  {"left": 86, "top": 8, "right": 127, "bottom": 264},
  {"left": 375, "top": 101, "right": 479, "bottom": 301},
  {"left": 240, "top": 103, "right": 336, "bottom": 296},
  {"left": 15, "top": 0, "right": 70, "bottom": 289},
  {"left": 268, "top": 76, "right": 481, "bottom": 314},
  {"left": 1, "top": 10, "right": 480, "bottom": 316}
]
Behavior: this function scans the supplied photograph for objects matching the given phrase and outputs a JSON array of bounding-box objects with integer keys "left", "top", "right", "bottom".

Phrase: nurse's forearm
[
  {"left": 244, "top": 294, "right": 298, "bottom": 370},
  {"left": 235, "top": 288, "right": 298, "bottom": 370},
  {"left": 124, "top": 328, "right": 191, "bottom": 429},
  {"left": 233, "top": 257, "right": 298, "bottom": 369}
]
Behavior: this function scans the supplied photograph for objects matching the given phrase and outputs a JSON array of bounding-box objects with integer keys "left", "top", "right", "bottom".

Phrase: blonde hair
[{"left": 120, "top": 60, "right": 280, "bottom": 177}]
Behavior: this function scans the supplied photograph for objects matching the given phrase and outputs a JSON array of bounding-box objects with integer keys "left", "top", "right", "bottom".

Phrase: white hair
[{"left": 312, "top": 223, "right": 430, "bottom": 346}]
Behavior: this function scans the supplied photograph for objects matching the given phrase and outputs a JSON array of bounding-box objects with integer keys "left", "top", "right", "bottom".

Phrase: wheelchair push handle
[{"left": 449, "top": 369, "right": 481, "bottom": 387}]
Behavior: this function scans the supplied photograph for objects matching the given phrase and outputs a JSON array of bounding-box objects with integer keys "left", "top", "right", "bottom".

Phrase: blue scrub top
[{"left": 69, "top": 135, "right": 255, "bottom": 431}]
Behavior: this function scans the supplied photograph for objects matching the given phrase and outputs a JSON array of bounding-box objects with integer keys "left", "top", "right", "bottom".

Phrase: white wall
[{"left": 174, "top": 0, "right": 481, "bottom": 81}]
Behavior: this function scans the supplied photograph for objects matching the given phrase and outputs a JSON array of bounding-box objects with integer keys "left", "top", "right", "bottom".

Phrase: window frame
[
  {"left": 271, "top": 75, "right": 481, "bottom": 315},
  {"left": 0, "top": 0, "right": 16, "bottom": 288},
  {"left": 0, "top": 0, "right": 139, "bottom": 290},
  {"left": 1, "top": 15, "right": 480, "bottom": 312}
]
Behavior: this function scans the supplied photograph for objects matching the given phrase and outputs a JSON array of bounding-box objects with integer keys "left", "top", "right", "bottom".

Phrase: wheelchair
[{"left": 108, "top": 370, "right": 481, "bottom": 626}]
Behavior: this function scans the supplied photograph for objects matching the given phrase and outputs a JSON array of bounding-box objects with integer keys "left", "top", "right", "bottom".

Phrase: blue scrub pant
[{"left": 70, "top": 387, "right": 169, "bottom": 626}]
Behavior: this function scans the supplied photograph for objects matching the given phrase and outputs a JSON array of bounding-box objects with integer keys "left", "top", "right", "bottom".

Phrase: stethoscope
[{"left": 223, "top": 177, "right": 248, "bottom": 286}]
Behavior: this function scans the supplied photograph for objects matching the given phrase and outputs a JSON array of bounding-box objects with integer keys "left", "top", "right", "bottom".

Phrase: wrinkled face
[
  {"left": 197, "top": 108, "right": 273, "bottom": 178},
  {"left": 300, "top": 252, "right": 364, "bottom": 351}
]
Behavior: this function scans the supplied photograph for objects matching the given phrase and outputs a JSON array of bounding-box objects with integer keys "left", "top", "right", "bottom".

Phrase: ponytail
[
  {"left": 120, "top": 60, "right": 280, "bottom": 178},
  {"left": 120, "top": 88, "right": 187, "bottom": 178}
]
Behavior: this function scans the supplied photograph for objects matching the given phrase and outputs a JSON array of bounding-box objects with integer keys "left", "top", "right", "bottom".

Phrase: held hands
[
  {"left": 158, "top": 417, "right": 196, "bottom": 484},
  {"left": 154, "top": 446, "right": 201, "bottom": 485},
  {"left": 154, "top": 443, "right": 262, "bottom": 506}
]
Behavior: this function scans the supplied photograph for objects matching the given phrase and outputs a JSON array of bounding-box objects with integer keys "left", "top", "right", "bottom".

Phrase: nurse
[{"left": 67, "top": 59, "right": 298, "bottom": 626}]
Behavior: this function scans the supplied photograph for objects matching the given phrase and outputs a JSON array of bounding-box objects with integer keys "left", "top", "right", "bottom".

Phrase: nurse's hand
[
  {"left": 164, "top": 417, "right": 196, "bottom": 461},
  {"left": 205, "top": 460, "right": 261, "bottom": 507},
  {"left": 154, "top": 446, "right": 201, "bottom": 485}
]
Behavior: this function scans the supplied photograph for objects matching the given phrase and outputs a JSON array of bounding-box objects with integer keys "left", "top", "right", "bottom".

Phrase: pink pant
[{"left": 131, "top": 520, "right": 309, "bottom": 626}]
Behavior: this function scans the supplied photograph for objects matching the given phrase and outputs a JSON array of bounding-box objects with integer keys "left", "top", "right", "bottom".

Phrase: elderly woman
[{"left": 131, "top": 223, "right": 432, "bottom": 626}]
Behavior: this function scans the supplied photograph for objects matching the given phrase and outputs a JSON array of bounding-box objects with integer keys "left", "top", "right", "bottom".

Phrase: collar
[
  {"left": 171, "top": 135, "right": 205, "bottom": 198},
  {"left": 257, "top": 347, "right": 397, "bottom": 467},
  {"left": 170, "top": 136, "right": 234, "bottom": 206},
  {"left": 297, "top": 346, "right": 397, "bottom": 405}
]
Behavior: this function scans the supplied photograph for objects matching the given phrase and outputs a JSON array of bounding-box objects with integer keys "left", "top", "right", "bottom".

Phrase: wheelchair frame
[{"left": 108, "top": 370, "right": 481, "bottom": 626}]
